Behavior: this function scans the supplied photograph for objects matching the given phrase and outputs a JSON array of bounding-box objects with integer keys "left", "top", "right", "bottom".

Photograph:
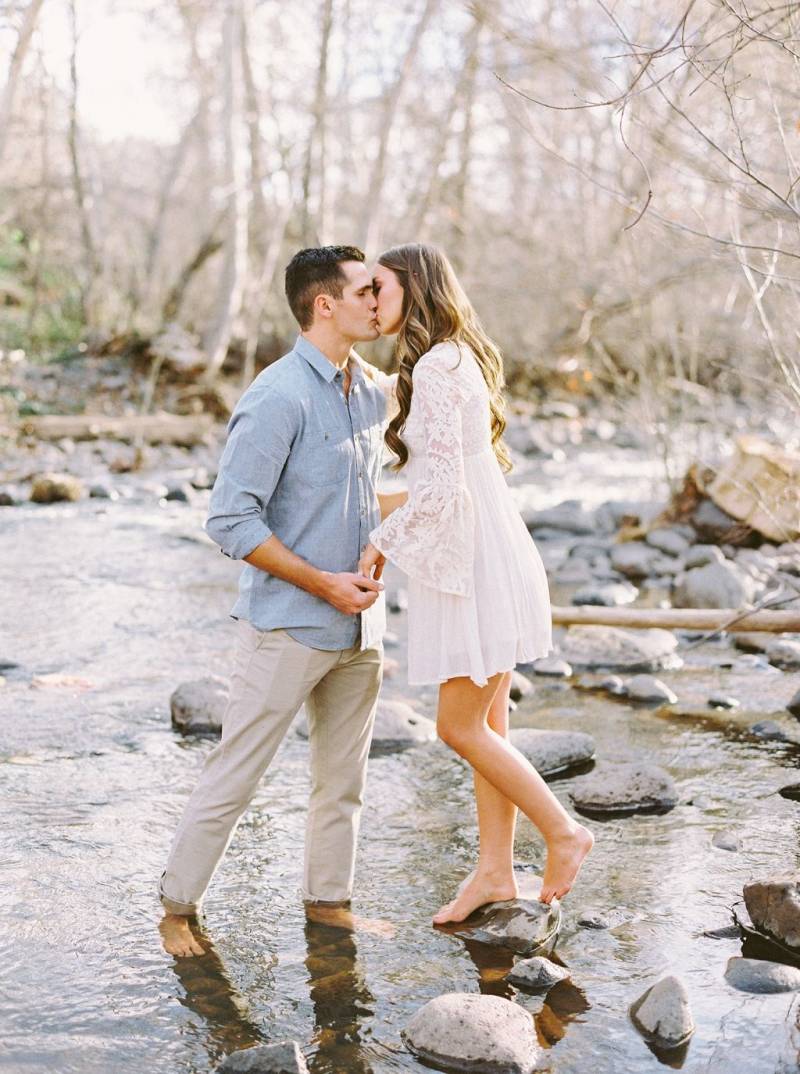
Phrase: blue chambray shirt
[{"left": 205, "top": 335, "right": 387, "bottom": 651}]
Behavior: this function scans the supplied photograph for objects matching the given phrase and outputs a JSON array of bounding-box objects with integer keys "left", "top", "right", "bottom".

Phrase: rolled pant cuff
[
  {"left": 302, "top": 889, "right": 352, "bottom": 908},
  {"left": 159, "top": 876, "right": 200, "bottom": 917}
]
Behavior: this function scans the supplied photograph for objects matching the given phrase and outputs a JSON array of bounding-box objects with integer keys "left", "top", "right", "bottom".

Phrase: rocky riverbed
[{"left": 2, "top": 397, "right": 800, "bottom": 1074}]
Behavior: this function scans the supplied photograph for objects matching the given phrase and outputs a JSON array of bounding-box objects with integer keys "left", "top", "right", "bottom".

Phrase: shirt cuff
[{"left": 207, "top": 519, "right": 272, "bottom": 560}]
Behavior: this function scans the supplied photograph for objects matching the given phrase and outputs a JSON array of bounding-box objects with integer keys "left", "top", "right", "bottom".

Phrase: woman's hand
[{"left": 358, "top": 542, "right": 386, "bottom": 581}]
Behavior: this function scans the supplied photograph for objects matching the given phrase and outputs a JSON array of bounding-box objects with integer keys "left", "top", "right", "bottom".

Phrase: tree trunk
[
  {"left": 299, "top": 0, "right": 334, "bottom": 245},
  {"left": 0, "top": 0, "right": 46, "bottom": 165}
]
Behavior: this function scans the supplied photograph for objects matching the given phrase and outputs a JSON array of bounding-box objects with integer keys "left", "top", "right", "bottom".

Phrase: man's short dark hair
[{"left": 284, "top": 246, "right": 366, "bottom": 329}]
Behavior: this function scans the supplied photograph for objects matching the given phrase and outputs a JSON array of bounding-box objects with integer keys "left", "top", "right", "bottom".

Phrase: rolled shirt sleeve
[{"left": 205, "top": 388, "right": 295, "bottom": 560}]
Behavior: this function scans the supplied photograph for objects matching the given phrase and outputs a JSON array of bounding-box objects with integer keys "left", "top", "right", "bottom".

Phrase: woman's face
[{"left": 371, "top": 263, "right": 405, "bottom": 336}]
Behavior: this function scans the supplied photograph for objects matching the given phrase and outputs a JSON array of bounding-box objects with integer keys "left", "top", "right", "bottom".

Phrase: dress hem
[{"left": 408, "top": 640, "right": 555, "bottom": 690}]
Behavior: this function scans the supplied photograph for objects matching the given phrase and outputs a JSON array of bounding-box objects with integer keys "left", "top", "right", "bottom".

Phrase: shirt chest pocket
[{"left": 299, "top": 431, "right": 353, "bottom": 487}]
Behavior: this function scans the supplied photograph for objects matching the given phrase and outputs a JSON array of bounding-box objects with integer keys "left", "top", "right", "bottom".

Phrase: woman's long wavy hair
[{"left": 378, "top": 243, "right": 512, "bottom": 473}]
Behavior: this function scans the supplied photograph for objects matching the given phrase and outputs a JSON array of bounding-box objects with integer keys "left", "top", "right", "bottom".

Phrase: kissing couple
[{"left": 159, "top": 243, "right": 593, "bottom": 957}]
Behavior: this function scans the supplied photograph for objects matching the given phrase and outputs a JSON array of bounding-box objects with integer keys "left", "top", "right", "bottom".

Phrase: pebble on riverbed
[
  {"left": 629, "top": 975, "right": 695, "bottom": 1050},
  {"left": 570, "top": 762, "right": 678, "bottom": 817},
  {"left": 402, "top": 993, "right": 543, "bottom": 1074},
  {"left": 215, "top": 1041, "right": 309, "bottom": 1073}
]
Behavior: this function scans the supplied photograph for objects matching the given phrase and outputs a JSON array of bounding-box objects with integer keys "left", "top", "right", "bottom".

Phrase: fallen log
[
  {"left": 551, "top": 605, "right": 800, "bottom": 633},
  {"left": 19, "top": 412, "right": 215, "bottom": 447}
]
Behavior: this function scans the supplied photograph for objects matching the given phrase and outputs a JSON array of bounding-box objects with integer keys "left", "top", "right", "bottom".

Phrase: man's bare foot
[
  {"left": 159, "top": 913, "right": 207, "bottom": 957},
  {"left": 304, "top": 903, "right": 396, "bottom": 938},
  {"left": 539, "top": 824, "right": 594, "bottom": 904},
  {"left": 432, "top": 871, "right": 519, "bottom": 925}
]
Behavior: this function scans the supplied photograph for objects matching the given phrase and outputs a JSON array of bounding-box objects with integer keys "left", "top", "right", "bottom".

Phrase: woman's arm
[{"left": 377, "top": 490, "right": 408, "bottom": 521}]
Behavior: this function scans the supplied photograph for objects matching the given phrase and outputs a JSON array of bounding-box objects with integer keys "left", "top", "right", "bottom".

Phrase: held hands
[
  {"left": 357, "top": 543, "right": 386, "bottom": 582},
  {"left": 323, "top": 571, "right": 384, "bottom": 615}
]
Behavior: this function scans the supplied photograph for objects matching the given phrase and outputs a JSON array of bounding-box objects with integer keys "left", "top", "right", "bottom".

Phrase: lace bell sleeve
[{"left": 369, "top": 358, "right": 474, "bottom": 597}]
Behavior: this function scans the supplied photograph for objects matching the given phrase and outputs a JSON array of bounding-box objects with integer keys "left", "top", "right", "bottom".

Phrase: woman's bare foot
[
  {"left": 539, "top": 824, "right": 594, "bottom": 904},
  {"left": 432, "top": 870, "right": 519, "bottom": 925},
  {"left": 159, "top": 913, "right": 207, "bottom": 957}
]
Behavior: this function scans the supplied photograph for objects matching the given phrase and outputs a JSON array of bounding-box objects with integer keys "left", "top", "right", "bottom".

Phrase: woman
[{"left": 357, "top": 243, "right": 593, "bottom": 924}]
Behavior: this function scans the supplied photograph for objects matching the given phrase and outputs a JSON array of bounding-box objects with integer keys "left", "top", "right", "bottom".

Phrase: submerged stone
[
  {"left": 216, "top": 1041, "right": 309, "bottom": 1073},
  {"left": 510, "top": 729, "right": 596, "bottom": 776},
  {"left": 506, "top": 955, "right": 569, "bottom": 992},
  {"left": 725, "top": 957, "right": 800, "bottom": 994},
  {"left": 402, "top": 993, "right": 543, "bottom": 1074},
  {"left": 712, "top": 831, "right": 740, "bottom": 852},
  {"left": 750, "top": 720, "right": 789, "bottom": 742},
  {"left": 170, "top": 676, "right": 228, "bottom": 735},
  {"left": 629, "top": 975, "right": 695, "bottom": 1049},
  {"left": 570, "top": 763, "right": 678, "bottom": 817}
]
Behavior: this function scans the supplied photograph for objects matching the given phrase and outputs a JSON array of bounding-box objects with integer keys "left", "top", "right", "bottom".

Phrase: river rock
[
  {"left": 625, "top": 674, "right": 677, "bottom": 704},
  {"left": 712, "top": 830, "right": 740, "bottom": 852},
  {"left": 570, "top": 763, "right": 678, "bottom": 816},
  {"left": 506, "top": 955, "right": 569, "bottom": 991},
  {"left": 510, "top": 670, "right": 534, "bottom": 702},
  {"left": 170, "top": 676, "right": 229, "bottom": 734},
  {"left": 743, "top": 876, "right": 800, "bottom": 950},
  {"left": 646, "top": 528, "right": 690, "bottom": 557},
  {"left": 89, "top": 481, "right": 119, "bottom": 500},
  {"left": 691, "top": 498, "right": 739, "bottom": 542},
  {"left": 30, "top": 472, "right": 84, "bottom": 503},
  {"left": 733, "top": 632, "right": 771, "bottom": 653},
  {"left": 766, "top": 638, "right": 800, "bottom": 670},
  {"left": 216, "top": 1041, "right": 309, "bottom": 1073},
  {"left": 554, "top": 560, "right": 593, "bottom": 585},
  {"left": 779, "top": 784, "right": 800, "bottom": 801},
  {"left": 529, "top": 656, "right": 572, "bottom": 677},
  {"left": 0, "top": 488, "right": 18, "bottom": 506},
  {"left": 402, "top": 993, "right": 543, "bottom": 1074},
  {"left": 510, "top": 729, "right": 596, "bottom": 776},
  {"left": 750, "top": 720, "right": 789, "bottom": 742},
  {"left": 629, "top": 975, "right": 695, "bottom": 1048},
  {"left": 576, "top": 672, "right": 627, "bottom": 695},
  {"left": 571, "top": 581, "right": 638, "bottom": 607},
  {"left": 610, "top": 542, "right": 660, "bottom": 579},
  {"left": 684, "top": 544, "right": 726, "bottom": 569},
  {"left": 453, "top": 874, "right": 560, "bottom": 956},
  {"left": 725, "top": 957, "right": 800, "bottom": 994},
  {"left": 708, "top": 694, "right": 740, "bottom": 710},
  {"left": 295, "top": 698, "right": 436, "bottom": 750},
  {"left": 560, "top": 625, "right": 679, "bottom": 671},
  {"left": 787, "top": 689, "right": 800, "bottom": 718},
  {"left": 674, "top": 561, "right": 756, "bottom": 609},
  {"left": 526, "top": 500, "right": 595, "bottom": 535}
]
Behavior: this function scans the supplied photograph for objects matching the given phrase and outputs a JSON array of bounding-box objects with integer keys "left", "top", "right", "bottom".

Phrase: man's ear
[{"left": 313, "top": 292, "right": 335, "bottom": 320}]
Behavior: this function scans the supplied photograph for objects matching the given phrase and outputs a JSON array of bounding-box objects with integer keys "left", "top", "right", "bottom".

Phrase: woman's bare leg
[
  {"left": 433, "top": 671, "right": 519, "bottom": 923},
  {"left": 435, "top": 672, "right": 593, "bottom": 906}
]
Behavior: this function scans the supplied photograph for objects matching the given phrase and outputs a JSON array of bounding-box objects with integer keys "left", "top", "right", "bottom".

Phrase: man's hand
[
  {"left": 358, "top": 543, "right": 386, "bottom": 581},
  {"left": 320, "top": 571, "right": 384, "bottom": 615}
]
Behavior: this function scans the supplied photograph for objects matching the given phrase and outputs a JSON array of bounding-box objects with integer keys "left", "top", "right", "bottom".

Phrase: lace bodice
[{"left": 369, "top": 341, "right": 493, "bottom": 596}]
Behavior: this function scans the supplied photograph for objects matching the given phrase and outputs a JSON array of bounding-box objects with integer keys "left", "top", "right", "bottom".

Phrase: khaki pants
[{"left": 159, "top": 621, "right": 382, "bottom": 915}]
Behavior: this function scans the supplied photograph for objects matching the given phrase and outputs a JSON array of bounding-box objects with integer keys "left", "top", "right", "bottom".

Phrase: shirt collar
[{"left": 294, "top": 335, "right": 345, "bottom": 384}]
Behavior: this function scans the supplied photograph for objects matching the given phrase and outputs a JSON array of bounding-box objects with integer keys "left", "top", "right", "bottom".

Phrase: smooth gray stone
[
  {"left": 560, "top": 625, "right": 679, "bottom": 671},
  {"left": 646, "top": 528, "right": 690, "bottom": 557},
  {"left": 506, "top": 955, "right": 569, "bottom": 991},
  {"left": 525, "top": 500, "right": 595, "bottom": 535},
  {"left": 691, "top": 498, "right": 739, "bottom": 542},
  {"left": 296, "top": 698, "right": 435, "bottom": 750},
  {"left": 725, "top": 957, "right": 800, "bottom": 994},
  {"left": 529, "top": 656, "right": 572, "bottom": 677},
  {"left": 453, "top": 875, "right": 560, "bottom": 956},
  {"left": 165, "top": 482, "right": 193, "bottom": 502},
  {"left": 766, "top": 639, "right": 800, "bottom": 670},
  {"left": 510, "top": 670, "right": 535, "bottom": 702},
  {"left": 570, "top": 763, "right": 678, "bottom": 816},
  {"left": 510, "top": 728, "right": 596, "bottom": 776},
  {"left": 554, "top": 560, "right": 593, "bottom": 585},
  {"left": 625, "top": 674, "right": 677, "bottom": 704},
  {"left": 170, "top": 676, "right": 228, "bottom": 735},
  {"left": 750, "top": 720, "right": 789, "bottom": 742},
  {"left": 733, "top": 632, "right": 771, "bottom": 653},
  {"left": 89, "top": 481, "right": 119, "bottom": 500},
  {"left": 712, "top": 831, "right": 740, "bottom": 852},
  {"left": 402, "top": 993, "right": 543, "bottom": 1074},
  {"left": 789, "top": 688, "right": 800, "bottom": 719},
  {"left": 744, "top": 876, "right": 800, "bottom": 950},
  {"left": 674, "top": 561, "right": 757, "bottom": 609},
  {"left": 610, "top": 542, "right": 660, "bottom": 579},
  {"left": 703, "top": 924, "right": 741, "bottom": 939},
  {"left": 684, "top": 544, "right": 726, "bottom": 569},
  {"left": 216, "top": 1042, "right": 309, "bottom": 1073},
  {"left": 575, "top": 672, "right": 627, "bottom": 695},
  {"left": 630, "top": 975, "right": 695, "bottom": 1048},
  {"left": 571, "top": 581, "right": 638, "bottom": 607}
]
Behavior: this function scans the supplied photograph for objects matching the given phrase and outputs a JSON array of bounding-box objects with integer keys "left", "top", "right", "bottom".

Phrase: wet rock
[
  {"left": 296, "top": 698, "right": 436, "bottom": 750},
  {"left": 708, "top": 694, "right": 740, "bottom": 710},
  {"left": 724, "top": 957, "right": 800, "bottom": 994},
  {"left": 30, "top": 472, "right": 84, "bottom": 503},
  {"left": 577, "top": 912, "right": 613, "bottom": 930},
  {"left": 510, "top": 670, "right": 534, "bottom": 702},
  {"left": 0, "top": 489, "right": 18, "bottom": 506},
  {"left": 779, "top": 783, "right": 800, "bottom": 801},
  {"left": 553, "top": 560, "right": 593, "bottom": 585},
  {"left": 570, "top": 763, "right": 678, "bottom": 817},
  {"left": 526, "top": 500, "right": 595, "bottom": 535},
  {"left": 571, "top": 581, "right": 638, "bottom": 607},
  {"left": 629, "top": 975, "right": 695, "bottom": 1048},
  {"left": 0, "top": 657, "right": 20, "bottom": 671},
  {"left": 684, "top": 544, "right": 726, "bottom": 569},
  {"left": 560, "top": 625, "right": 679, "bottom": 672},
  {"left": 703, "top": 924, "right": 740, "bottom": 939},
  {"left": 89, "top": 481, "right": 119, "bottom": 500},
  {"left": 506, "top": 955, "right": 569, "bottom": 991},
  {"left": 164, "top": 482, "right": 194, "bottom": 503},
  {"left": 733, "top": 632, "right": 770, "bottom": 654},
  {"left": 731, "top": 653, "right": 777, "bottom": 674},
  {"left": 691, "top": 498, "right": 739, "bottom": 543},
  {"left": 216, "top": 1041, "right": 309, "bottom": 1073},
  {"left": 453, "top": 874, "right": 560, "bottom": 956},
  {"left": 786, "top": 688, "right": 800, "bottom": 718},
  {"left": 646, "top": 528, "right": 690, "bottom": 557},
  {"left": 625, "top": 675, "right": 677, "bottom": 704},
  {"left": 529, "top": 656, "right": 572, "bottom": 677},
  {"left": 510, "top": 729, "right": 596, "bottom": 776},
  {"left": 575, "top": 672, "right": 626, "bottom": 695},
  {"left": 674, "top": 561, "right": 757, "bottom": 609},
  {"left": 402, "top": 993, "right": 543, "bottom": 1074},
  {"left": 766, "top": 638, "right": 800, "bottom": 670},
  {"left": 712, "top": 831, "right": 740, "bottom": 852},
  {"left": 170, "top": 676, "right": 229, "bottom": 735},
  {"left": 610, "top": 542, "right": 661, "bottom": 580},
  {"left": 744, "top": 876, "right": 800, "bottom": 950},
  {"left": 750, "top": 720, "right": 789, "bottom": 742}
]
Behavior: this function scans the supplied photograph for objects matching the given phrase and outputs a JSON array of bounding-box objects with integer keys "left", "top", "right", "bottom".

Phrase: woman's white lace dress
[{"left": 368, "top": 341, "right": 553, "bottom": 687}]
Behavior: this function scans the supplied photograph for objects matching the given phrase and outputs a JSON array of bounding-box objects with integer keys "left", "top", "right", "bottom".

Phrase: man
[{"left": 159, "top": 246, "right": 388, "bottom": 957}]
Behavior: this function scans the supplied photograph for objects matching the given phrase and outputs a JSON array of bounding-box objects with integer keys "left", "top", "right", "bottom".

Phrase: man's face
[{"left": 329, "top": 261, "right": 379, "bottom": 342}]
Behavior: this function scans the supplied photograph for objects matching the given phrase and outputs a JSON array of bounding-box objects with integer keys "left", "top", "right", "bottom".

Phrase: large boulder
[
  {"left": 570, "top": 763, "right": 678, "bottom": 817},
  {"left": 724, "top": 957, "right": 800, "bottom": 994},
  {"left": 510, "top": 729, "right": 596, "bottom": 776},
  {"left": 743, "top": 876, "right": 800, "bottom": 950},
  {"left": 629, "top": 976, "right": 695, "bottom": 1049},
  {"left": 170, "top": 676, "right": 229, "bottom": 735},
  {"left": 30, "top": 472, "right": 84, "bottom": 503},
  {"left": 674, "top": 561, "right": 757, "bottom": 609},
  {"left": 216, "top": 1042, "right": 309, "bottom": 1073},
  {"left": 560, "top": 626, "right": 679, "bottom": 672},
  {"left": 402, "top": 993, "right": 543, "bottom": 1074}
]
